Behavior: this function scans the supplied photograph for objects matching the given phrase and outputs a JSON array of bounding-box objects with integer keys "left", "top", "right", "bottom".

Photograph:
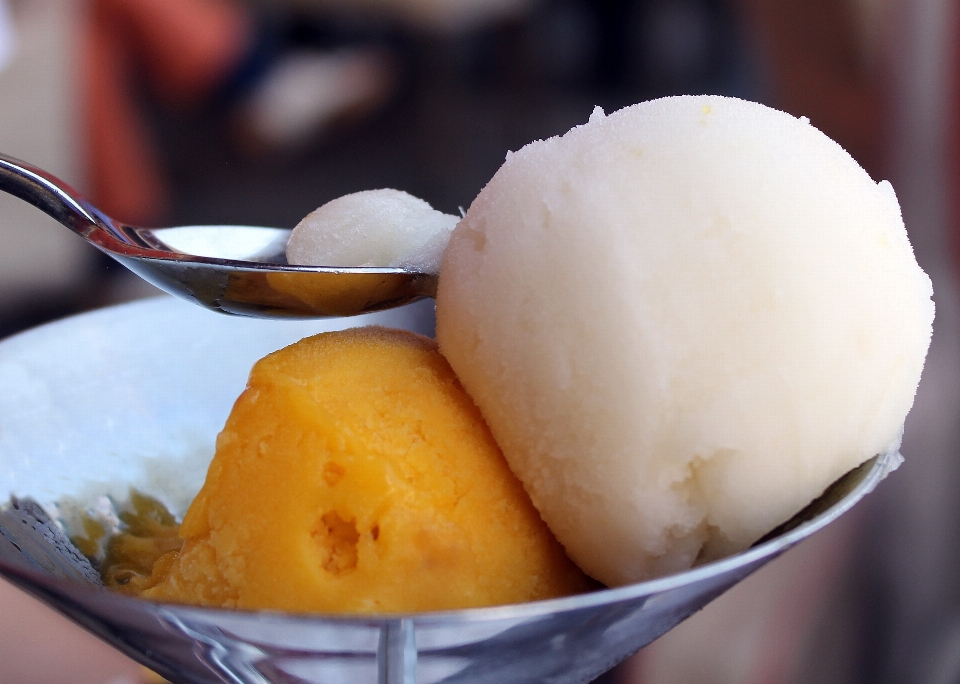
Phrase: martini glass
[{"left": 0, "top": 297, "right": 898, "bottom": 684}]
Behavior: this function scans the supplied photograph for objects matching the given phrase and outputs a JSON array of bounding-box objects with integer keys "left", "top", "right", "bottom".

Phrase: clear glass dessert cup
[{"left": 0, "top": 297, "right": 898, "bottom": 684}]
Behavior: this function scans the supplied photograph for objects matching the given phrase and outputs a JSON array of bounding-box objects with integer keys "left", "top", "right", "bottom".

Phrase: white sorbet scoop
[
  {"left": 436, "top": 95, "right": 935, "bottom": 587},
  {"left": 287, "top": 189, "right": 459, "bottom": 274}
]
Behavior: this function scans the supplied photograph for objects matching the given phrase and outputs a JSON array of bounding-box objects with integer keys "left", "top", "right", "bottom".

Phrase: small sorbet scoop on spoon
[
  {"left": 0, "top": 154, "right": 451, "bottom": 318},
  {"left": 287, "top": 188, "right": 459, "bottom": 274}
]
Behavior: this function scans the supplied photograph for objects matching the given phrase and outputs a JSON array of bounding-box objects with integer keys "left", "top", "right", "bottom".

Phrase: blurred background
[{"left": 0, "top": 0, "right": 957, "bottom": 682}]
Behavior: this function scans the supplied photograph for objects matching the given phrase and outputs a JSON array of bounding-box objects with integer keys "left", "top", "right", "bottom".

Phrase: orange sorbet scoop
[{"left": 141, "top": 327, "right": 590, "bottom": 613}]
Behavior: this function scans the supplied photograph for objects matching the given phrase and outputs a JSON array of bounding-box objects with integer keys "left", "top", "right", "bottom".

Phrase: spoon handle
[{"left": 0, "top": 154, "right": 108, "bottom": 236}]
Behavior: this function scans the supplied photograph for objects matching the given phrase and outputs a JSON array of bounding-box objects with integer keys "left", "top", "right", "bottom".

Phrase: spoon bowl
[
  {"left": 0, "top": 154, "right": 436, "bottom": 318},
  {"left": 0, "top": 297, "right": 898, "bottom": 684}
]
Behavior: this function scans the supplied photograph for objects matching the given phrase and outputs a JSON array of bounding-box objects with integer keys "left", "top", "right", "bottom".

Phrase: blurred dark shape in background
[
  {"left": 0, "top": 0, "right": 887, "bottom": 339},
  {"left": 738, "top": 0, "right": 884, "bottom": 178},
  {"left": 88, "top": 0, "right": 763, "bottom": 225}
]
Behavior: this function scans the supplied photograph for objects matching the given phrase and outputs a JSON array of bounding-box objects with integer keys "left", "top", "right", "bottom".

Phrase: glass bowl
[{"left": 0, "top": 296, "right": 898, "bottom": 684}]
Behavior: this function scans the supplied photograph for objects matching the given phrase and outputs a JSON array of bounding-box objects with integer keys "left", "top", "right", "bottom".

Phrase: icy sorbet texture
[
  {"left": 287, "top": 189, "right": 458, "bottom": 274},
  {"left": 435, "top": 95, "right": 935, "bottom": 587},
  {"left": 140, "top": 327, "right": 589, "bottom": 612}
]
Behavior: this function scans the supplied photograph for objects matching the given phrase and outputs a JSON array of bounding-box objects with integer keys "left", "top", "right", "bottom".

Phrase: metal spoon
[{"left": 0, "top": 154, "right": 437, "bottom": 318}]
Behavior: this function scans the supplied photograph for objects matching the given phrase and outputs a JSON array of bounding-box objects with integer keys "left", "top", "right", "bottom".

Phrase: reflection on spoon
[
  {"left": 153, "top": 225, "right": 291, "bottom": 262},
  {"left": 0, "top": 154, "right": 438, "bottom": 318}
]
